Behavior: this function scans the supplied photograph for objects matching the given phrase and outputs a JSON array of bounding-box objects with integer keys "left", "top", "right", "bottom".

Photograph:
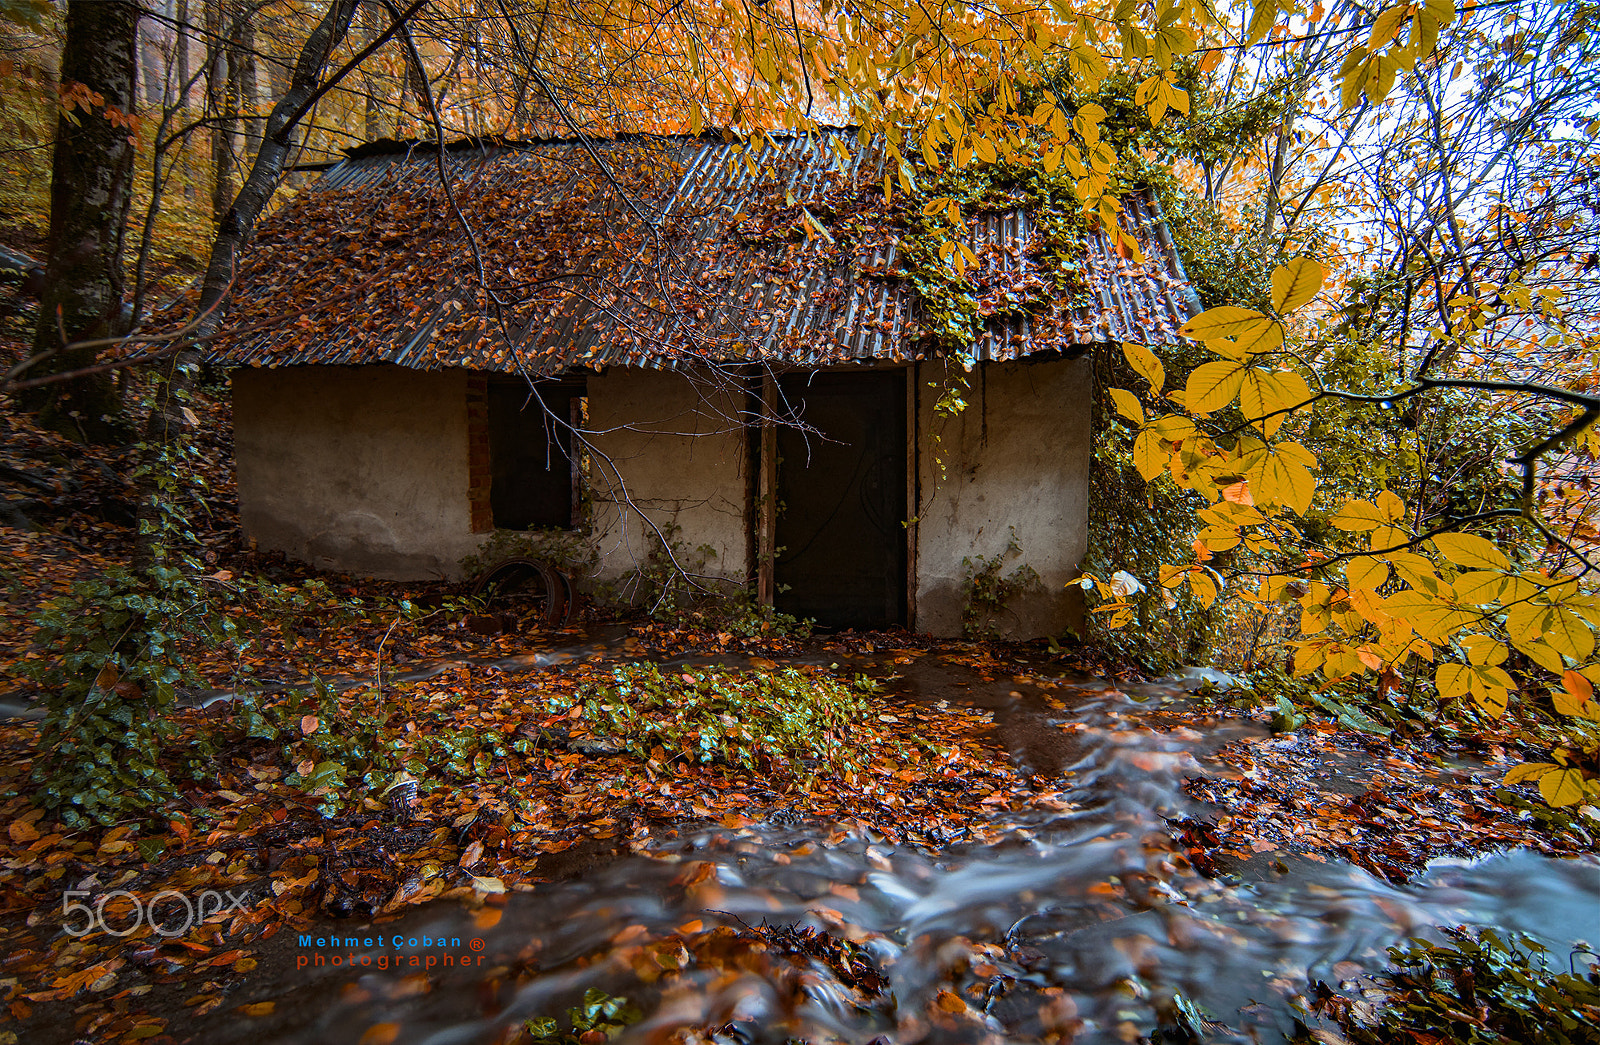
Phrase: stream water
[{"left": 210, "top": 641, "right": 1600, "bottom": 1045}]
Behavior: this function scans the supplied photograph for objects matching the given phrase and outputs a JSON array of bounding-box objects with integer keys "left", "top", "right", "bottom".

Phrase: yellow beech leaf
[
  {"left": 1390, "top": 552, "right": 1447, "bottom": 595},
  {"left": 1330, "top": 500, "right": 1386, "bottom": 531},
  {"left": 1179, "top": 306, "right": 1270, "bottom": 343},
  {"left": 1185, "top": 359, "right": 1252, "bottom": 414},
  {"left": 1239, "top": 368, "right": 1312, "bottom": 436},
  {"left": 1474, "top": 684, "right": 1510, "bottom": 719},
  {"left": 1247, "top": 0, "right": 1279, "bottom": 44},
  {"left": 1122, "top": 341, "right": 1164, "bottom": 392},
  {"left": 1375, "top": 489, "right": 1406, "bottom": 522},
  {"left": 1430, "top": 532, "right": 1510, "bottom": 571},
  {"left": 1510, "top": 633, "right": 1568, "bottom": 674},
  {"left": 1347, "top": 556, "right": 1390, "bottom": 592},
  {"left": 1368, "top": 4, "right": 1411, "bottom": 48},
  {"left": 1539, "top": 767, "right": 1587, "bottom": 807},
  {"left": 1508, "top": 604, "right": 1593, "bottom": 661},
  {"left": 1247, "top": 442, "right": 1317, "bottom": 515},
  {"left": 1553, "top": 681, "right": 1600, "bottom": 720},
  {"left": 1370, "top": 525, "right": 1410, "bottom": 552},
  {"left": 1462, "top": 635, "right": 1507, "bottom": 666},
  {"left": 1454, "top": 571, "right": 1515, "bottom": 605},
  {"left": 1107, "top": 387, "right": 1144, "bottom": 423},
  {"left": 1270, "top": 257, "right": 1326, "bottom": 313},
  {"left": 1132, "top": 428, "right": 1166, "bottom": 481},
  {"left": 1436, "top": 663, "right": 1471, "bottom": 700},
  {"left": 1190, "top": 570, "right": 1218, "bottom": 608},
  {"left": 1504, "top": 762, "right": 1557, "bottom": 786}
]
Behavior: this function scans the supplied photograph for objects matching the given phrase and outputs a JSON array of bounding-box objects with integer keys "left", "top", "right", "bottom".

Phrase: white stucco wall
[
  {"left": 913, "top": 356, "right": 1092, "bottom": 638},
  {"left": 585, "top": 368, "right": 751, "bottom": 591},
  {"left": 232, "top": 365, "right": 481, "bottom": 580},
  {"left": 230, "top": 359, "right": 1091, "bottom": 635}
]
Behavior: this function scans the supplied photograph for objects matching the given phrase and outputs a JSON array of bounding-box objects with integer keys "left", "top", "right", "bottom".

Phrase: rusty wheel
[{"left": 469, "top": 557, "right": 569, "bottom": 628}]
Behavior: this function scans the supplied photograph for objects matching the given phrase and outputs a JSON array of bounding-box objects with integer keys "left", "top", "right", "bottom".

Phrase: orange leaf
[
  {"left": 300, "top": 715, "right": 320, "bottom": 735},
  {"left": 359, "top": 1023, "right": 401, "bottom": 1045},
  {"left": 239, "top": 1001, "right": 275, "bottom": 1017}
]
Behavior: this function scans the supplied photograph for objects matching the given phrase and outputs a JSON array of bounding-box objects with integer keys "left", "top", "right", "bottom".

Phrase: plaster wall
[
  {"left": 913, "top": 356, "right": 1092, "bottom": 638},
  {"left": 233, "top": 365, "right": 481, "bottom": 580},
  {"left": 585, "top": 368, "right": 751, "bottom": 592}
]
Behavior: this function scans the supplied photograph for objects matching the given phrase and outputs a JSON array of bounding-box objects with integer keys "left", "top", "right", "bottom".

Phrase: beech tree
[{"left": 18, "top": 0, "right": 139, "bottom": 439}]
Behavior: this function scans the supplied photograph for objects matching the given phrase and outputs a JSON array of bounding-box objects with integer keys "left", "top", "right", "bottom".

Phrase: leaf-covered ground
[{"left": 1, "top": 390, "right": 1595, "bottom": 1044}]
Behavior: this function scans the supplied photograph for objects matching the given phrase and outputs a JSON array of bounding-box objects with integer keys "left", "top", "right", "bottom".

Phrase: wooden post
[{"left": 757, "top": 372, "right": 778, "bottom": 606}]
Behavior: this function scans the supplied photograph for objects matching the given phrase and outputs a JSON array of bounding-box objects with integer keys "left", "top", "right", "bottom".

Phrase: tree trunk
[
  {"left": 21, "top": 0, "right": 139, "bottom": 441},
  {"left": 136, "top": 0, "right": 360, "bottom": 570},
  {"left": 235, "top": 17, "right": 261, "bottom": 164},
  {"left": 195, "top": 0, "right": 359, "bottom": 333},
  {"left": 206, "top": 0, "right": 235, "bottom": 231},
  {"left": 175, "top": 0, "right": 190, "bottom": 103}
]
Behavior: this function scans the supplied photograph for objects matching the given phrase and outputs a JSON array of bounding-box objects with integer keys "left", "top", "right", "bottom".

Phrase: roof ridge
[{"left": 339, "top": 127, "right": 862, "bottom": 161}]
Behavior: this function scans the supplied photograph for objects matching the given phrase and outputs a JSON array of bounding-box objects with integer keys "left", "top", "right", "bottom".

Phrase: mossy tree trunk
[{"left": 22, "top": 0, "right": 139, "bottom": 442}]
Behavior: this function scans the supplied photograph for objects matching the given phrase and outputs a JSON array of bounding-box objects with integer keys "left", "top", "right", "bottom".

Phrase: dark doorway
[
  {"left": 488, "top": 380, "right": 585, "bottom": 530},
  {"left": 774, "top": 370, "right": 907, "bottom": 629}
]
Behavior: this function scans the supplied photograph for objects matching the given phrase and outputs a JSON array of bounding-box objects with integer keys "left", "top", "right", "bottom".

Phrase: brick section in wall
[{"left": 467, "top": 376, "right": 492, "bottom": 533}]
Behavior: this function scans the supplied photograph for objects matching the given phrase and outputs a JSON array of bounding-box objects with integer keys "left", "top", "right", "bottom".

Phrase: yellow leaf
[
  {"left": 1132, "top": 427, "right": 1166, "bottom": 481},
  {"left": 1243, "top": 442, "right": 1317, "bottom": 515},
  {"left": 1505, "top": 761, "right": 1556, "bottom": 786},
  {"left": 1247, "top": 0, "right": 1279, "bottom": 44},
  {"left": 1508, "top": 604, "right": 1593, "bottom": 661},
  {"left": 1510, "top": 633, "right": 1568, "bottom": 673},
  {"left": 1370, "top": 525, "right": 1410, "bottom": 552},
  {"left": 1436, "top": 663, "right": 1472, "bottom": 700},
  {"left": 1189, "top": 570, "right": 1218, "bottom": 608},
  {"left": 1179, "top": 305, "right": 1271, "bottom": 342},
  {"left": 1107, "top": 387, "right": 1144, "bottom": 423},
  {"left": 1376, "top": 489, "right": 1406, "bottom": 522},
  {"left": 1270, "top": 257, "right": 1326, "bottom": 313},
  {"left": 1239, "top": 369, "right": 1312, "bottom": 436},
  {"left": 239, "top": 1002, "right": 275, "bottom": 1017},
  {"left": 1553, "top": 681, "right": 1600, "bottom": 720},
  {"left": 1462, "top": 635, "right": 1507, "bottom": 666},
  {"left": 1122, "top": 341, "right": 1164, "bottom": 392},
  {"left": 1347, "top": 556, "right": 1390, "bottom": 591},
  {"left": 1539, "top": 767, "right": 1588, "bottom": 807},
  {"left": 1368, "top": 5, "right": 1411, "bottom": 48},
  {"left": 1474, "top": 684, "right": 1509, "bottom": 719},
  {"left": 1331, "top": 500, "right": 1386, "bottom": 531},
  {"left": 1453, "top": 571, "right": 1515, "bottom": 605},
  {"left": 1430, "top": 532, "right": 1510, "bottom": 571},
  {"left": 1185, "top": 359, "right": 1251, "bottom": 413},
  {"left": 1391, "top": 551, "right": 1447, "bottom": 595}
]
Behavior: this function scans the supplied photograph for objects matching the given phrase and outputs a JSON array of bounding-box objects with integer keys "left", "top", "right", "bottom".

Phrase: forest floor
[{"left": 0, "top": 367, "right": 1596, "bottom": 1043}]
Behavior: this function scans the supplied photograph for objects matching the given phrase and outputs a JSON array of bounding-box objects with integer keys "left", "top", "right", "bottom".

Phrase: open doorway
[{"left": 773, "top": 370, "right": 907, "bottom": 629}]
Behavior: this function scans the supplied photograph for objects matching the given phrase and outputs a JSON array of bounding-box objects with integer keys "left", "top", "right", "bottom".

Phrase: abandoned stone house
[{"left": 210, "top": 130, "right": 1200, "bottom": 637}]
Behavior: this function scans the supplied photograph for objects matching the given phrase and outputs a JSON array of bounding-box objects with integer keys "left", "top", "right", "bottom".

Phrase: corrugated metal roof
[{"left": 211, "top": 129, "right": 1201, "bottom": 373}]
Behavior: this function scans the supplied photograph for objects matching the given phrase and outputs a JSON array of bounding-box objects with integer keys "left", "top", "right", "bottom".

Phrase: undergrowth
[
  {"left": 1296, "top": 927, "right": 1600, "bottom": 1045},
  {"left": 560, "top": 664, "right": 898, "bottom": 778}
]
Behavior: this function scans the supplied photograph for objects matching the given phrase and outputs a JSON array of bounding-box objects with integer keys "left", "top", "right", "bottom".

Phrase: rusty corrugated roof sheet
[{"left": 211, "top": 129, "right": 1201, "bottom": 373}]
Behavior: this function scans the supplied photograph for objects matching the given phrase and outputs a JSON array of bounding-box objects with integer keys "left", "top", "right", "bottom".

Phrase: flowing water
[{"left": 220, "top": 643, "right": 1598, "bottom": 1045}]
